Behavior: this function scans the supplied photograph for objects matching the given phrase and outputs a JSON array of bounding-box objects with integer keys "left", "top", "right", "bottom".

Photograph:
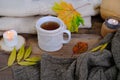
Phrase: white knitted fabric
[
  {"left": 0, "top": 0, "right": 101, "bottom": 17},
  {"left": 0, "top": 0, "right": 101, "bottom": 34},
  {"left": 0, "top": 16, "right": 91, "bottom": 35},
  {"left": 0, "top": 16, "right": 40, "bottom": 34}
]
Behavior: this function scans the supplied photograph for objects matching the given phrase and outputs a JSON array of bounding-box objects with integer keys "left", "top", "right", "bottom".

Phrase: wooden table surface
[
  {"left": 25, "top": 33, "right": 101, "bottom": 57},
  {"left": 0, "top": 15, "right": 104, "bottom": 80}
]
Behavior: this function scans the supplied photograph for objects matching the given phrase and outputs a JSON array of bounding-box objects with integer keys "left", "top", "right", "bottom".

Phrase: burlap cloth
[{"left": 12, "top": 29, "right": 120, "bottom": 80}]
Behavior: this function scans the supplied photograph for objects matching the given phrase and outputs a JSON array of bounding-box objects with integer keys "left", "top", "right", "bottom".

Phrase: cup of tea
[{"left": 36, "top": 16, "right": 71, "bottom": 52}]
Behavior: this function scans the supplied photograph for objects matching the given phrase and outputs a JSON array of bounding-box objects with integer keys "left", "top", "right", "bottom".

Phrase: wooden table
[
  {"left": 0, "top": 15, "right": 104, "bottom": 80},
  {"left": 24, "top": 34, "right": 101, "bottom": 58}
]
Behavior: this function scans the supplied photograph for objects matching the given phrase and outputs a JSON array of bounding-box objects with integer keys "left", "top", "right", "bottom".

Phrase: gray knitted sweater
[{"left": 12, "top": 29, "right": 120, "bottom": 80}]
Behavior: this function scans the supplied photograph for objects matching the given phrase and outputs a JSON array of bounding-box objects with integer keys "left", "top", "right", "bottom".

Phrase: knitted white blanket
[
  {"left": 0, "top": 16, "right": 91, "bottom": 35},
  {"left": 0, "top": 0, "right": 101, "bottom": 17},
  {"left": 0, "top": 0, "right": 101, "bottom": 34}
]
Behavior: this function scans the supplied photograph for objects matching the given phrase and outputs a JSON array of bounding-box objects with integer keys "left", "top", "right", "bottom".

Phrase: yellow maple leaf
[{"left": 52, "top": 0, "right": 84, "bottom": 32}]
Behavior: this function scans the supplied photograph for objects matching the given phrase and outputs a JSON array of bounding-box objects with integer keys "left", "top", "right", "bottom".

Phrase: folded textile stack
[{"left": 0, "top": 0, "right": 102, "bottom": 35}]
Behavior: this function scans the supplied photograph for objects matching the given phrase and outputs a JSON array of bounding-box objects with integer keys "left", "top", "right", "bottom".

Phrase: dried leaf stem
[{"left": 0, "top": 62, "right": 17, "bottom": 72}]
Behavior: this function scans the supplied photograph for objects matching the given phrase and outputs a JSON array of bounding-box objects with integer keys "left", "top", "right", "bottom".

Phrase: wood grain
[
  {"left": 0, "top": 14, "right": 104, "bottom": 80},
  {"left": 24, "top": 34, "right": 101, "bottom": 58}
]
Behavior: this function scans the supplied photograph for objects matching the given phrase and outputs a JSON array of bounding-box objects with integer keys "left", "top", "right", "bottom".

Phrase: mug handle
[{"left": 62, "top": 30, "right": 71, "bottom": 43}]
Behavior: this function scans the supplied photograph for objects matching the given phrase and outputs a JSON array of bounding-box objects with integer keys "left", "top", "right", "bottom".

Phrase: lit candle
[
  {"left": 3, "top": 30, "right": 18, "bottom": 47},
  {"left": 107, "top": 19, "right": 119, "bottom": 25},
  {"left": 101, "top": 17, "right": 119, "bottom": 37}
]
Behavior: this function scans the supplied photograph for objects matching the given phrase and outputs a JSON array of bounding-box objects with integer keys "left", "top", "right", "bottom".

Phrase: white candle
[
  {"left": 107, "top": 19, "right": 119, "bottom": 25},
  {"left": 3, "top": 30, "right": 18, "bottom": 47}
]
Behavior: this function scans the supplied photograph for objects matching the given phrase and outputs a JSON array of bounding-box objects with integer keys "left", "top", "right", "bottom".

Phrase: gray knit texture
[
  {"left": 12, "top": 29, "right": 120, "bottom": 80},
  {"left": 12, "top": 63, "right": 40, "bottom": 80}
]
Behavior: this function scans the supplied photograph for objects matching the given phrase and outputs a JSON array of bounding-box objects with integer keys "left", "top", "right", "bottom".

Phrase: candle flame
[
  {"left": 6, "top": 31, "right": 14, "bottom": 41},
  {"left": 113, "top": 20, "right": 116, "bottom": 23},
  {"left": 112, "top": 19, "right": 118, "bottom": 25},
  {"left": 107, "top": 19, "right": 118, "bottom": 25}
]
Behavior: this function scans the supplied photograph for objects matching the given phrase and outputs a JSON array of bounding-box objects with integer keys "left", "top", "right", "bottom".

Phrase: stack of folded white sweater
[{"left": 0, "top": 0, "right": 102, "bottom": 35}]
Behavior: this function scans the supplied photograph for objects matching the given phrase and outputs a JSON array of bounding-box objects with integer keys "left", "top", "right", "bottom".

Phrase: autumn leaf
[
  {"left": 17, "top": 45, "right": 25, "bottom": 62},
  {"left": 24, "top": 46, "right": 32, "bottom": 59},
  {"left": 52, "top": 0, "right": 84, "bottom": 32},
  {"left": 6, "top": 45, "right": 41, "bottom": 68},
  {"left": 8, "top": 47, "right": 16, "bottom": 66},
  {"left": 91, "top": 45, "right": 103, "bottom": 52},
  {"left": 100, "top": 43, "right": 108, "bottom": 51},
  {"left": 18, "top": 61, "right": 37, "bottom": 66},
  {"left": 91, "top": 43, "right": 109, "bottom": 52},
  {"left": 73, "top": 41, "right": 88, "bottom": 54},
  {"left": 25, "top": 57, "right": 41, "bottom": 62}
]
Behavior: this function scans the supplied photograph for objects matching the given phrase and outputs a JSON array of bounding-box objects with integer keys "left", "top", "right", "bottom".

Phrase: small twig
[
  {"left": 75, "top": 3, "right": 91, "bottom": 10},
  {"left": 0, "top": 62, "right": 17, "bottom": 72},
  {"left": 0, "top": 65, "right": 10, "bottom": 72},
  {"left": 53, "top": 3, "right": 90, "bottom": 12}
]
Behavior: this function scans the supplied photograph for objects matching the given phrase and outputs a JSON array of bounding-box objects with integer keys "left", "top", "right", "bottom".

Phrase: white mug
[{"left": 36, "top": 16, "right": 71, "bottom": 52}]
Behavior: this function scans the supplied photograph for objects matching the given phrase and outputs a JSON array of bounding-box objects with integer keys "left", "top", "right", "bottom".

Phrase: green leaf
[
  {"left": 78, "top": 16, "right": 84, "bottom": 25},
  {"left": 24, "top": 46, "right": 32, "bottom": 59},
  {"left": 8, "top": 47, "right": 16, "bottom": 66},
  {"left": 18, "top": 61, "right": 37, "bottom": 66},
  {"left": 25, "top": 57, "right": 41, "bottom": 62},
  {"left": 17, "top": 45, "right": 25, "bottom": 62}
]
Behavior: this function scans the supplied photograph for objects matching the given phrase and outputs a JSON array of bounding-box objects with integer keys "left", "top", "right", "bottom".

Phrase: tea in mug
[{"left": 41, "top": 21, "right": 60, "bottom": 30}]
